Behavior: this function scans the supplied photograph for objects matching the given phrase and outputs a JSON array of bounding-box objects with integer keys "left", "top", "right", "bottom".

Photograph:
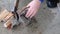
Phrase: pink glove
[{"left": 25, "top": 0, "right": 41, "bottom": 18}]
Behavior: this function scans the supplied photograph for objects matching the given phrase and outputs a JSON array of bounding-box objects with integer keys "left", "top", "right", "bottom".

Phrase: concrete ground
[{"left": 0, "top": 0, "right": 60, "bottom": 34}]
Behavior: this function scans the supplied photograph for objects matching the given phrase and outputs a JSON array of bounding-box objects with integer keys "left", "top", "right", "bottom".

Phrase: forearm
[
  {"left": 33, "top": 0, "right": 44, "bottom": 3},
  {"left": 35, "top": 0, "right": 39, "bottom": 1}
]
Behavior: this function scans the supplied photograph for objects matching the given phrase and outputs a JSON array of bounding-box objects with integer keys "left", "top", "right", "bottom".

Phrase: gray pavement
[{"left": 0, "top": 0, "right": 60, "bottom": 34}]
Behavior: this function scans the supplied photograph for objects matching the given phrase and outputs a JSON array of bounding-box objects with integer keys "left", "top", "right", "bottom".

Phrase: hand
[{"left": 25, "top": 0, "right": 41, "bottom": 18}]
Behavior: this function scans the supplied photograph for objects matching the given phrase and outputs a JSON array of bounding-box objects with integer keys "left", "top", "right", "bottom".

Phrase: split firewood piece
[
  {"left": 3, "top": 12, "right": 14, "bottom": 22},
  {"left": 0, "top": 9, "right": 10, "bottom": 22},
  {"left": 4, "top": 19, "right": 12, "bottom": 29}
]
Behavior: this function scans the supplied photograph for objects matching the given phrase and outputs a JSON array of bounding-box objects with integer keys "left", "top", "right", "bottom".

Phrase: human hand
[{"left": 25, "top": 0, "right": 41, "bottom": 18}]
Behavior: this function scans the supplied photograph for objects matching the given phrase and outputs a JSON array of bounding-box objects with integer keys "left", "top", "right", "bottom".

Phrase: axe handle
[
  {"left": 14, "top": 0, "right": 20, "bottom": 12},
  {"left": 12, "top": 0, "right": 20, "bottom": 20}
]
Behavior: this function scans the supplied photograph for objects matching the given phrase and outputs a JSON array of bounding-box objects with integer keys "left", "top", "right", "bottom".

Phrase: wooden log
[
  {"left": 4, "top": 12, "right": 13, "bottom": 22},
  {"left": 0, "top": 9, "right": 10, "bottom": 22},
  {"left": 4, "top": 19, "right": 12, "bottom": 29}
]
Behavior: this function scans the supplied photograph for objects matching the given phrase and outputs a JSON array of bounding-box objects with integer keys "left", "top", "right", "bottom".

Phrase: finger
[
  {"left": 25, "top": 8, "right": 31, "bottom": 18},
  {"left": 27, "top": 8, "right": 34, "bottom": 18},
  {"left": 30, "top": 10, "right": 37, "bottom": 18},
  {"left": 25, "top": 4, "right": 31, "bottom": 18},
  {"left": 26, "top": 4, "right": 30, "bottom": 7}
]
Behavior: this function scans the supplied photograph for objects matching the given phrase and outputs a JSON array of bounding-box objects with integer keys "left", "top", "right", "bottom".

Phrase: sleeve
[{"left": 39, "top": 0, "right": 44, "bottom": 3}]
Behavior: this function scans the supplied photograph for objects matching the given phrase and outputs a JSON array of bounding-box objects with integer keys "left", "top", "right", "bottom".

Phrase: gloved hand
[{"left": 25, "top": 0, "right": 41, "bottom": 18}]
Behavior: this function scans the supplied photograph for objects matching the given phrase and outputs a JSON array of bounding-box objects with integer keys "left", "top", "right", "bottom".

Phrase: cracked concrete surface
[{"left": 0, "top": 0, "right": 60, "bottom": 34}]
